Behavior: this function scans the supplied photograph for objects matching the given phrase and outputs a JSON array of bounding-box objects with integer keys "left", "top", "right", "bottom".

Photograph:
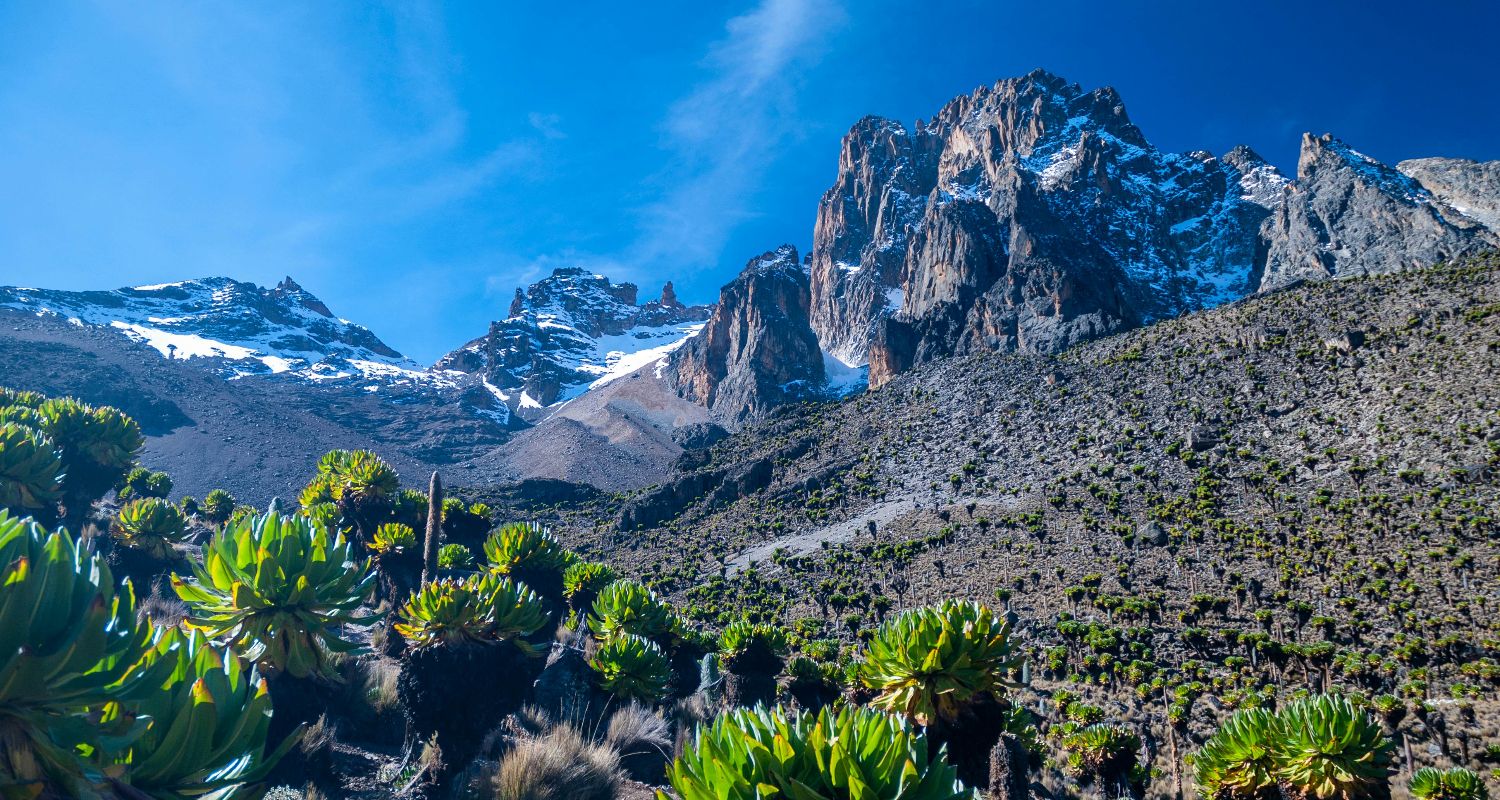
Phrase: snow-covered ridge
[
  {"left": 0, "top": 276, "right": 427, "bottom": 383},
  {"left": 436, "top": 267, "right": 713, "bottom": 422}
]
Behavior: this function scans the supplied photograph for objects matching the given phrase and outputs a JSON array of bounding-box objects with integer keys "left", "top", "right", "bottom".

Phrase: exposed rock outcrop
[
  {"left": 1397, "top": 156, "right": 1500, "bottom": 234},
  {"left": 812, "top": 70, "right": 1290, "bottom": 386},
  {"left": 1256, "top": 134, "right": 1498, "bottom": 291},
  {"left": 809, "top": 70, "right": 1498, "bottom": 389},
  {"left": 665, "top": 246, "right": 825, "bottom": 425}
]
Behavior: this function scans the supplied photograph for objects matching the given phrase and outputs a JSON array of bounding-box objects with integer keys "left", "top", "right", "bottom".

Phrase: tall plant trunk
[
  {"left": 986, "top": 732, "right": 1030, "bottom": 800},
  {"left": 398, "top": 641, "right": 540, "bottom": 782},
  {"left": 422, "top": 472, "right": 442, "bottom": 586}
]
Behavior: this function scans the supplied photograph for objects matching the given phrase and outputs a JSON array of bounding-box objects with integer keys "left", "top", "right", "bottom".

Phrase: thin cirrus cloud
[{"left": 600, "top": 0, "right": 846, "bottom": 282}]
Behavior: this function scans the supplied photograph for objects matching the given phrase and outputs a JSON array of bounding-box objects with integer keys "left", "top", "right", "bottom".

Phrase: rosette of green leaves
[
  {"left": 1411, "top": 768, "right": 1488, "bottom": 800},
  {"left": 201, "top": 489, "right": 235, "bottom": 527},
  {"left": 859, "top": 600, "right": 1017, "bottom": 726},
  {"left": 112, "top": 498, "right": 190, "bottom": 560},
  {"left": 1192, "top": 707, "right": 1279, "bottom": 800},
  {"left": 109, "top": 627, "right": 300, "bottom": 799},
  {"left": 589, "top": 580, "right": 678, "bottom": 644},
  {"left": 370, "top": 522, "right": 417, "bottom": 555},
  {"left": 438, "top": 543, "right": 473, "bottom": 570},
  {"left": 562, "top": 562, "right": 617, "bottom": 606},
  {"left": 0, "top": 512, "right": 169, "bottom": 793},
  {"left": 589, "top": 633, "right": 670, "bottom": 703},
  {"left": 35, "top": 397, "right": 143, "bottom": 519},
  {"left": 0, "top": 422, "right": 64, "bottom": 518},
  {"left": 394, "top": 572, "right": 549, "bottom": 651},
  {"left": 483, "top": 522, "right": 575, "bottom": 581},
  {"left": 312, "top": 449, "right": 399, "bottom": 501},
  {"left": 718, "top": 621, "right": 788, "bottom": 674},
  {"left": 1272, "top": 695, "right": 1392, "bottom": 800},
  {"left": 663, "top": 704, "right": 973, "bottom": 800},
  {"left": 171, "top": 512, "right": 378, "bottom": 679},
  {"left": 0, "top": 387, "right": 47, "bottom": 409}
]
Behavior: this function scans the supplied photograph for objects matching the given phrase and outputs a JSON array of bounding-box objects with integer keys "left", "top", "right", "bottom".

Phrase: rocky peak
[
  {"left": 665, "top": 246, "right": 825, "bottom": 425},
  {"left": 271, "top": 276, "right": 334, "bottom": 318},
  {"left": 1255, "top": 134, "right": 1497, "bottom": 291},
  {"left": 436, "top": 267, "right": 712, "bottom": 420},
  {"left": 816, "top": 69, "right": 1291, "bottom": 387},
  {"left": 1397, "top": 156, "right": 1500, "bottom": 232}
]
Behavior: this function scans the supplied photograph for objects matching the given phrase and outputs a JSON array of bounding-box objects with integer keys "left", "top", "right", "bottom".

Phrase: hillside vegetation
[
  {"left": 570, "top": 254, "right": 1500, "bottom": 796},
  {"left": 0, "top": 254, "right": 1496, "bottom": 800}
]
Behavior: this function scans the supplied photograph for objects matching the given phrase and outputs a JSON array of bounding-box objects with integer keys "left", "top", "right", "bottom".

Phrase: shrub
[
  {"left": 1063, "top": 723, "right": 1142, "bottom": 791},
  {"left": 312, "top": 449, "right": 399, "bottom": 501},
  {"left": 112, "top": 497, "right": 190, "bottom": 559},
  {"left": 717, "top": 620, "right": 788, "bottom": 674},
  {"left": 666, "top": 704, "right": 972, "bottom": 799},
  {"left": 0, "top": 512, "right": 168, "bottom": 792},
  {"left": 1273, "top": 695, "right": 1392, "bottom": 800},
  {"left": 34, "top": 397, "right": 143, "bottom": 521},
  {"left": 1193, "top": 695, "right": 1394, "bottom": 800},
  {"left": 589, "top": 633, "right": 671, "bottom": 703},
  {"left": 589, "top": 580, "right": 678, "bottom": 644},
  {"left": 201, "top": 488, "right": 235, "bottom": 526},
  {"left": 113, "top": 627, "right": 298, "bottom": 798},
  {"left": 1410, "top": 767, "right": 1488, "bottom": 800},
  {"left": 118, "top": 467, "right": 172, "bottom": 501},
  {"left": 438, "top": 542, "right": 473, "bottom": 570},
  {"left": 395, "top": 572, "right": 549, "bottom": 650},
  {"left": 0, "top": 422, "right": 64, "bottom": 519},
  {"left": 1192, "top": 708, "right": 1279, "bottom": 800},
  {"left": 172, "top": 512, "right": 377, "bottom": 679},
  {"left": 859, "top": 600, "right": 1017, "bottom": 725},
  {"left": 563, "top": 561, "right": 618, "bottom": 607},
  {"left": 484, "top": 522, "right": 576, "bottom": 594},
  {"left": 370, "top": 521, "right": 418, "bottom": 554}
]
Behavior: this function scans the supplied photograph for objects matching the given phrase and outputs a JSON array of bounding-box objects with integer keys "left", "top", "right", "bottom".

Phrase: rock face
[
  {"left": 806, "top": 70, "right": 1500, "bottom": 389},
  {"left": 1398, "top": 157, "right": 1500, "bottom": 232},
  {"left": 665, "top": 246, "right": 825, "bottom": 425},
  {"left": 436, "top": 268, "right": 712, "bottom": 421},
  {"left": 808, "top": 70, "right": 1292, "bottom": 386},
  {"left": 1256, "top": 135, "right": 1499, "bottom": 290}
]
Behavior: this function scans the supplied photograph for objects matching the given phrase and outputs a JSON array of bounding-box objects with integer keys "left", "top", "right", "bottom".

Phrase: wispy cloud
[
  {"left": 528, "top": 112, "right": 566, "bottom": 140},
  {"left": 623, "top": 0, "right": 845, "bottom": 273}
]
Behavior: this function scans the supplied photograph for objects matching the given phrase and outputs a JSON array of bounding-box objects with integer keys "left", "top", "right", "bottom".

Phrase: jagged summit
[
  {"left": 436, "top": 267, "right": 712, "bottom": 421},
  {"left": 664, "top": 245, "right": 828, "bottom": 425},
  {"left": 1256, "top": 133, "right": 1498, "bottom": 291},
  {"left": 803, "top": 69, "right": 1500, "bottom": 389},
  {"left": 0, "top": 276, "right": 414, "bottom": 380},
  {"left": 813, "top": 69, "right": 1296, "bottom": 381}
]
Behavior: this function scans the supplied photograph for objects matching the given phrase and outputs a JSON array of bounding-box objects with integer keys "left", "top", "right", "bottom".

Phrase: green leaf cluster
[
  {"left": 859, "top": 600, "right": 1017, "bottom": 725},
  {"left": 172, "top": 511, "right": 377, "bottom": 679},
  {"left": 588, "top": 633, "right": 670, "bottom": 703},
  {"left": 1193, "top": 695, "right": 1393, "bottom": 800},
  {"left": 112, "top": 497, "right": 190, "bottom": 560},
  {"left": 664, "top": 704, "right": 972, "bottom": 800},
  {"left": 394, "top": 572, "right": 549, "bottom": 650}
]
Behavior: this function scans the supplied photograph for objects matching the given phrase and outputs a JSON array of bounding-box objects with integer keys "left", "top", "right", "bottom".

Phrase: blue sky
[{"left": 2, "top": 1, "right": 1497, "bottom": 362}]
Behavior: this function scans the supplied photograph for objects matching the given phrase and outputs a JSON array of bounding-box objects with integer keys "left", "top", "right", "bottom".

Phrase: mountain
[
  {"left": 663, "top": 245, "right": 831, "bottom": 425},
  {"left": 1257, "top": 134, "right": 1498, "bottom": 289},
  {"left": 0, "top": 276, "right": 517, "bottom": 503},
  {"left": 794, "top": 69, "right": 1500, "bottom": 390},
  {"left": 0, "top": 277, "right": 425, "bottom": 383},
  {"left": 572, "top": 253, "right": 1500, "bottom": 796},
  {"left": 436, "top": 268, "right": 712, "bottom": 422},
  {"left": 810, "top": 69, "right": 1291, "bottom": 382}
]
